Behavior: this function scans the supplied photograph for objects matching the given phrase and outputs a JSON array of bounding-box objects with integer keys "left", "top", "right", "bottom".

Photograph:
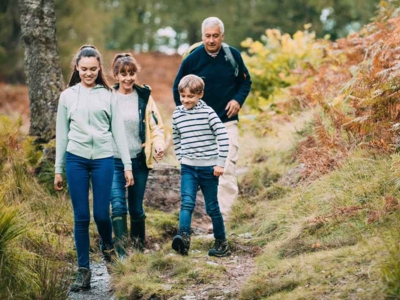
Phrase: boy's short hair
[{"left": 178, "top": 75, "right": 204, "bottom": 95}]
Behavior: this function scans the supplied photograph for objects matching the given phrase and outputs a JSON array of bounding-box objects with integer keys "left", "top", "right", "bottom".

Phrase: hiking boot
[
  {"left": 101, "top": 244, "right": 116, "bottom": 273},
  {"left": 70, "top": 267, "right": 91, "bottom": 292},
  {"left": 208, "top": 239, "right": 231, "bottom": 257},
  {"left": 101, "top": 245, "right": 116, "bottom": 263},
  {"left": 172, "top": 232, "right": 190, "bottom": 255}
]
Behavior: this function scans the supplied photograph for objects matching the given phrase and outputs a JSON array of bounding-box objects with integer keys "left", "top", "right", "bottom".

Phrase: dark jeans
[
  {"left": 66, "top": 152, "right": 114, "bottom": 269},
  {"left": 179, "top": 164, "right": 226, "bottom": 240},
  {"left": 110, "top": 157, "right": 149, "bottom": 221}
]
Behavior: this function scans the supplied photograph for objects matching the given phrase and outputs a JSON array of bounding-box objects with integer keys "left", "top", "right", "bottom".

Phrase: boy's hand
[{"left": 213, "top": 166, "right": 224, "bottom": 177}]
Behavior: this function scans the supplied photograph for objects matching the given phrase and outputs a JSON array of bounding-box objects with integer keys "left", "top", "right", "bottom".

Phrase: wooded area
[
  {"left": 1, "top": 0, "right": 380, "bottom": 83},
  {"left": 4, "top": 1, "right": 400, "bottom": 299}
]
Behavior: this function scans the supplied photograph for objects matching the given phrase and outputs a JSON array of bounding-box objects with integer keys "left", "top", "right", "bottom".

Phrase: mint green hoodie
[{"left": 55, "top": 83, "right": 132, "bottom": 174}]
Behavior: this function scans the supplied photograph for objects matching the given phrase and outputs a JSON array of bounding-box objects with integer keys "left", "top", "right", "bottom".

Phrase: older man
[{"left": 173, "top": 16, "right": 252, "bottom": 219}]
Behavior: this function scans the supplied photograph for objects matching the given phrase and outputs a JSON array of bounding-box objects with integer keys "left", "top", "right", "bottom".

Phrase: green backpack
[{"left": 182, "top": 42, "right": 239, "bottom": 77}]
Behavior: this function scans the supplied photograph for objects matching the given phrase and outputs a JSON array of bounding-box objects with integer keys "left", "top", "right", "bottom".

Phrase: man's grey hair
[{"left": 202, "top": 17, "right": 225, "bottom": 35}]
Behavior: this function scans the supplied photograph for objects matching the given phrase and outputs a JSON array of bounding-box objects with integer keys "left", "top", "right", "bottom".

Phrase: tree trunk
[{"left": 18, "top": 0, "right": 63, "bottom": 143}]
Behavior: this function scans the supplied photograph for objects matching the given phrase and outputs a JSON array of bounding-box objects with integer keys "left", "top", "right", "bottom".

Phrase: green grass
[
  {"left": 111, "top": 245, "right": 228, "bottom": 299},
  {"left": 0, "top": 116, "right": 71, "bottom": 299},
  {"left": 231, "top": 148, "right": 400, "bottom": 299},
  {"left": 2, "top": 100, "right": 400, "bottom": 299}
]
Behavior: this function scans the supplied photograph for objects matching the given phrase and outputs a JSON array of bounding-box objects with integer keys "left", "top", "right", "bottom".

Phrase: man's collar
[{"left": 205, "top": 47, "right": 221, "bottom": 58}]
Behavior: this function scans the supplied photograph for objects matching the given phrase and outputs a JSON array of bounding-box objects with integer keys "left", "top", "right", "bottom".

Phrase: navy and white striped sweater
[{"left": 172, "top": 100, "right": 229, "bottom": 167}]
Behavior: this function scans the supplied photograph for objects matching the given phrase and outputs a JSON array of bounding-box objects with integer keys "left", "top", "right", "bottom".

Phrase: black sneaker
[
  {"left": 172, "top": 232, "right": 190, "bottom": 255},
  {"left": 208, "top": 239, "right": 231, "bottom": 257},
  {"left": 70, "top": 267, "right": 91, "bottom": 292}
]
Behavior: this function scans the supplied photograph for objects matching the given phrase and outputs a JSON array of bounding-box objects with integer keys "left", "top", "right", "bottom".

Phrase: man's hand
[
  {"left": 54, "top": 174, "right": 63, "bottom": 191},
  {"left": 125, "top": 170, "right": 134, "bottom": 187},
  {"left": 225, "top": 100, "right": 240, "bottom": 118},
  {"left": 213, "top": 166, "right": 224, "bottom": 177}
]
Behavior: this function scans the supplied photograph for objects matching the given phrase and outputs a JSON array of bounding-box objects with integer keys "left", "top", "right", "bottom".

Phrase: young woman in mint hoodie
[{"left": 54, "top": 45, "right": 134, "bottom": 292}]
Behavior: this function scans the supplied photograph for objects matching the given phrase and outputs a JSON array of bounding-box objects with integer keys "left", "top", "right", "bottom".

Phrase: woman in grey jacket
[{"left": 54, "top": 45, "right": 134, "bottom": 292}]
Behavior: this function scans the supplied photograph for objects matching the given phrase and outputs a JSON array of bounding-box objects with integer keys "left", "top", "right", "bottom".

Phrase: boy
[{"left": 172, "top": 74, "right": 230, "bottom": 257}]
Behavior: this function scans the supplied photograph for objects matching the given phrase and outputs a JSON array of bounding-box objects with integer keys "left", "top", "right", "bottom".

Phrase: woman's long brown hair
[{"left": 67, "top": 45, "right": 111, "bottom": 90}]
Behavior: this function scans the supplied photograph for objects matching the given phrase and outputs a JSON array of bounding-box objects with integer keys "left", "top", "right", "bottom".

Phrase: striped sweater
[{"left": 172, "top": 100, "right": 229, "bottom": 167}]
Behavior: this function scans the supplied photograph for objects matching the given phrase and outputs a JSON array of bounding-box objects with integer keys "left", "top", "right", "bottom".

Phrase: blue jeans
[
  {"left": 179, "top": 164, "right": 226, "bottom": 240},
  {"left": 110, "top": 157, "right": 149, "bottom": 221},
  {"left": 66, "top": 152, "right": 114, "bottom": 269}
]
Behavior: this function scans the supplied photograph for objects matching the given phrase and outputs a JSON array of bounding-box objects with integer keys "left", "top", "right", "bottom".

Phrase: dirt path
[
  {"left": 67, "top": 250, "right": 256, "bottom": 300},
  {"left": 67, "top": 166, "right": 256, "bottom": 299},
  {"left": 179, "top": 252, "right": 255, "bottom": 299}
]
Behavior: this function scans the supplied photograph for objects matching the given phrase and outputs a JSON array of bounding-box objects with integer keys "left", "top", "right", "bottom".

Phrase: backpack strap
[
  {"left": 222, "top": 43, "right": 239, "bottom": 77},
  {"left": 182, "top": 41, "right": 203, "bottom": 60}
]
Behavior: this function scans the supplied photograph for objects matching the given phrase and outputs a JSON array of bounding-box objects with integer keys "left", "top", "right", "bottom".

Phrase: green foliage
[
  {"left": 54, "top": 0, "right": 116, "bottom": 81},
  {"left": 0, "top": 0, "right": 381, "bottom": 83},
  {"left": 0, "top": 3, "right": 24, "bottom": 83},
  {"left": 229, "top": 199, "right": 259, "bottom": 229},
  {"left": 146, "top": 209, "right": 178, "bottom": 242},
  {"left": 242, "top": 26, "right": 328, "bottom": 113},
  {"left": 233, "top": 147, "right": 400, "bottom": 298},
  {"left": 0, "top": 116, "right": 72, "bottom": 299},
  {"left": 0, "top": 203, "right": 34, "bottom": 299},
  {"left": 239, "top": 165, "right": 280, "bottom": 197},
  {"left": 0, "top": 115, "right": 43, "bottom": 171},
  {"left": 381, "top": 227, "right": 400, "bottom": 298},
  {"left": 29, "top": 259, "right": 70, "bottom": 300}
]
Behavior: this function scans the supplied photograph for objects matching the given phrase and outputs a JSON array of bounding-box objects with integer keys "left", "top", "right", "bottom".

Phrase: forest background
[
  {"left": 5, "top": 0, "right": 400, "bottom": 299},
  {"left": 1, "top": 0, "right": 380, "bottom": 83}
]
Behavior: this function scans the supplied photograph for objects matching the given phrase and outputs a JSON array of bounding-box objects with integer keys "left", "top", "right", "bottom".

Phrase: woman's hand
[
  {"left": 154, "top": 147, "right": 164, "bottom": 160},
  {"left": 125, "top": 170, "right": 134, "bottom": 187},
  {"left": 54, "top": 174, "right": 63, "bottom": 191},
  {"left": 213, "top": 166, "right": 224, "bottom": 177}
]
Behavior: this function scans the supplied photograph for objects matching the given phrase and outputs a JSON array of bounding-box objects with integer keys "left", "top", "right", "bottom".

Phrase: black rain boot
[
  {"left": 130, "top": 218, "right": 146, "bottom": 252},
  {"left": 112, "top": 214, "right": 128, "bottom": 257}
]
